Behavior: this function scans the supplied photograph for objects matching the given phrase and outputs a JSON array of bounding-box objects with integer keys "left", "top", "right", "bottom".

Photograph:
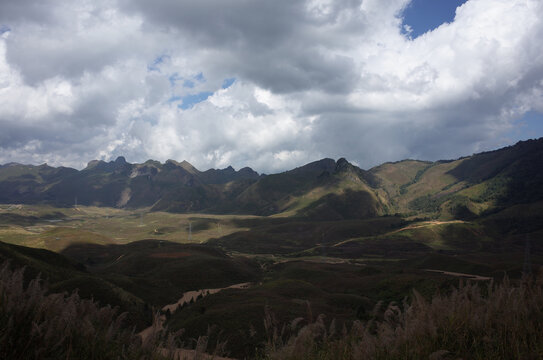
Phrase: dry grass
[
  {"left": 0, "top": 261, "right": 178, "bottom": 360},
  {"left": 263, "top": 271, "right": 543, "bottom": 359},
  {"left": 0, "top": 260, "right": 235, "bottom": 360},
  {"left": 4, "top": 253, "right": 543, "bottom": 359}
]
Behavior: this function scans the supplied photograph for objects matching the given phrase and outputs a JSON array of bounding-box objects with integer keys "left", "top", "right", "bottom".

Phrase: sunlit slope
[
  {"left": 370, "top": 159, "right": 431, "bottom": 202},
  {"left": 1, "top": 138, "right": 542, "bottom": 220},
  {"left": 0, "top": 204, "right": 264, "bottom": 253},
  {"left": 0, "top": 156, "right": 386, "bottom": 218},
  {"left": 235, "top": 158, "right": 386, "bottom": 219},
  {"left": 371, "top": 138, "right": 543, "bottom": 219}
]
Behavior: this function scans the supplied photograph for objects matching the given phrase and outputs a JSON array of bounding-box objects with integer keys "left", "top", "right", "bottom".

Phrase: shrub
[
  {"left": 264, "top": 272, "right": 543, "bottom": 359},
  {"left": 0, "top": 261, "right": 173, "bottom": 360}
]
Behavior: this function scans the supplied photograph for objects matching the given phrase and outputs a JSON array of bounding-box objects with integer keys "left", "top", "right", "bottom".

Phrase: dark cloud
[
  {"left": 120, "top": 0, "right": 364, "bottom": 94},
  {"left": 122, "top": 0, "right": 302, "bottom": 47},
  {"left": 0, "top": 0, "right": 542, "bottom": 173},
  {"left": 0, "top": 0, "right": 58, "bottom": 24}
]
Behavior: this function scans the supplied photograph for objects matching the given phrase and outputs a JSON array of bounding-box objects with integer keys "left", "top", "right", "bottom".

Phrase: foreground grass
[
  {"left": 264, "top": 272, "right": 543, "bottom": 359},
  {"left": 0, "top": 262, "right": 174, "bottom": 360},
  {"left": 2, "top": 257, "right": 543, "bottom": 359}
]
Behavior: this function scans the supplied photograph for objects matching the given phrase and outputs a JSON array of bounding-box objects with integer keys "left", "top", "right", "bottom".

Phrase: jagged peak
[
  {"left": 335, "top": 157, "right": 349, "bottom": 166},
  {"left": 179, "top": 160, "right": 199, "bottom": 174},
  {"left": 165, "top": 159, "right": 180, "bottom": 165},
  {"left": 85, "top": 159, "right": 105, "bottom": 169},
  {"left": 163, "top": 159, "right": 200, "bottom": 174},
  {"left": 331, "top": 157, "right": 381, "bottom": 187},
  {"left": 289, "top": 158, "right": 336, "bottom": 175},
  {"left": 239, "top": 166, "right": 258, "bottom": 175},
  {"left": 143, "top": 159, "right": 162, "bottom": 167},
  {"left": 83, "top": 157, "right": 130, "bottom": 172},
  {"left": 335, "top": 157, "right": 356, "bottom": 173}
]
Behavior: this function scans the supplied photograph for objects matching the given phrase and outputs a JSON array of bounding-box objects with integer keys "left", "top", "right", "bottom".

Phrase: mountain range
[
  {"left": 1, "top": 138, "right": 543, "bottom": 220},
  {"left": 2, "top": 138, "right": 543, "bottom": 359}
]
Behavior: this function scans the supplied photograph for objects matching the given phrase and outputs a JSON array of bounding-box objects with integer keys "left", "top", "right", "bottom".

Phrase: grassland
[
  {"left": 1, "top": 188, "right": 542, "bottom": 357},
  {"left": 0, "top": 204, "right": 259, "bottom": 251}
]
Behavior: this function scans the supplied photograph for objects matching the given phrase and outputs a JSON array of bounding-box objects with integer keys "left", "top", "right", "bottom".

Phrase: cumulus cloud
[{"left": 0, "top": 0, "right": 542, "bottom": 172}]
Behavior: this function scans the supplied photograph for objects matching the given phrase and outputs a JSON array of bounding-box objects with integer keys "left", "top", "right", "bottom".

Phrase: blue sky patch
[
  {"left": 507, "top": 111, "right": 543, "bottom": 142},
  {"left": 0, "top": 25, "right": 10, "bottom": 35},
  {"left": 183, "top": 79, "right": 195, "bottom": 88},
  {"left": 402, "top": 0, "right": 468, "bottom": 38},
  {"left": 167, "top": 95, "right": 182, "bottom": 103},
  {"left": 222, "top": 78, "right": 236, "bottom": 89},
  {"left": 194, "top": 72, "right": 205, "bottom": 82},
  {"left": 168, "top": 73, "right": 181, "bottom": 87},
  {"left": 147, "top": 54, "right": 170, "bottom": 72},
  {"left": 178, "top": 91, "right": 214, "bottom": 110}
]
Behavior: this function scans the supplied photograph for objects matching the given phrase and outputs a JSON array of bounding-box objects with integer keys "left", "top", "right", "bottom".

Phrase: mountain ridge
[
  {"left": 1, "top": 138, "right": 543, "bottom": 220},
  {"left": 8, "top": 138, "right": 542, "bottom": 180}
]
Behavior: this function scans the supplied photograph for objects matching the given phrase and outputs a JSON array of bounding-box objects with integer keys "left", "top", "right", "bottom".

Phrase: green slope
[
  {"left": 1, "top": 138, "right": 543, "bottom": 221},
  {"left": 371, "top": 138, "right": 543, "bottom": 219}
]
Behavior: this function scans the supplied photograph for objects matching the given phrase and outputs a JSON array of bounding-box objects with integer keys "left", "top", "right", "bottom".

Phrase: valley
[
  {"left": 0, "top": 204, "right": 257, "bottom": 250},
  {"left": 1, "top": 138, "right": 543, "bottom": 358}
]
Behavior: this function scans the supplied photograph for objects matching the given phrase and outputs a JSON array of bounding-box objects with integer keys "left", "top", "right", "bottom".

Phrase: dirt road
[{"left": 139, "top": 282, "right": 251, "bottom": 359}]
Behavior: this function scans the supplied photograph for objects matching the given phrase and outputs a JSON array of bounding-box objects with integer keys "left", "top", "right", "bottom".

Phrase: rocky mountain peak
[
  {"left": 114, "top": 156, "right": 127, "bottom": 164},
  {"left": 335, "top": 157, "right": 353, "bottom": 172}
]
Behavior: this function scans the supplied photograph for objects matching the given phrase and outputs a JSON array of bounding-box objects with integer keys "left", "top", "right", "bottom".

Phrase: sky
[{"left": 0, "top": 0, "right": 542, "bottom": 173}]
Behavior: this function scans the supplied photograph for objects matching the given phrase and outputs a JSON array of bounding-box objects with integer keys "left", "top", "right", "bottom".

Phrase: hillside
[
  {"left": 0, "top": 157, "right": 385, "bottom": 220},
  {"left": 0, "top": 241, "right": 152, "bottom": 329},
  {"left": 1, "top": 139, "right": 543, "bottom": 358},
  {"left": 0, "top": 157, "right": 260, "bottom": 213},
  {"left": 1, "top": 138, "right": 543, "bottom": 221},
  {"left": 370, "top": 138, "right": 543, "bottom": 219}
]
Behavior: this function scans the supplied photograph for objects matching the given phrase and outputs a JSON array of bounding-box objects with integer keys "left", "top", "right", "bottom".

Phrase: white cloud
[{"left": 0, "top": 0, "right": 542, "bottom": 172}]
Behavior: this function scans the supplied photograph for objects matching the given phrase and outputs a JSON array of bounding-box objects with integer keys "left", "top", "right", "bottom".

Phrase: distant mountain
[
  {"left": 0, "top": 157, "right": 261, "bottom": 213},
  {"left": 233, "top": 157, "right": 384, "bottom": 217},
  {"left": 370, "top": 138, "right": 543, "bottom": 219},
  {"left": 1, "top": 138, "right": 543, "bottom": 220}
]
